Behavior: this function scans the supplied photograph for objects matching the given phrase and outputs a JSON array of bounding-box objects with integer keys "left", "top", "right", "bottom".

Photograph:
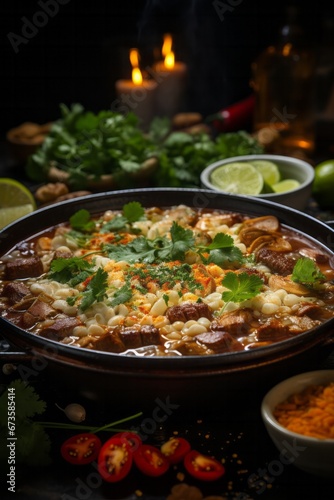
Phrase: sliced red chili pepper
[
  {"left": 184, "top": 450, "right": 225, "bottom": 481},
  {"left": 98, "top": 436, "right": 133, "bottom": 482},
  {"left": 112, "top": 431, "right": 142, "bottom": 453},
  {"left": 60, "top": 432, "right": 102, "bottom": 465},
  {"left": 160, "top": 437, "right": 191, "bottom": 464},
  {"left": 133, "top": 444, "right": 170, "bottom": 477}
]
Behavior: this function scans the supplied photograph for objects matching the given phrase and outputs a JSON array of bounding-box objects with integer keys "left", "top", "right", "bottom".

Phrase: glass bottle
[{"left": 251, "top": 6, "right": 316, "bottom": 156}]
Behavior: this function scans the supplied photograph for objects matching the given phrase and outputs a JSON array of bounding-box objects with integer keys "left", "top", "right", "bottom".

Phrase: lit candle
[
  {"left": 114, "top": 48, "right": 157, "bottom": 129},
  {"left": 153, "top": 34, "right": 187, "bottom": 118}
]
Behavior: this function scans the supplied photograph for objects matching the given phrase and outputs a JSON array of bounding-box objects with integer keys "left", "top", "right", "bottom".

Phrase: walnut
[{"left": 35, "top": 182, "right": 69, "bottom": 203}]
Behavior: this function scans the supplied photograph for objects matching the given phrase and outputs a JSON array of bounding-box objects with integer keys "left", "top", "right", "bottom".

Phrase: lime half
[
  {"left": 272, "top": 179, "right": 301, "bottom": 193},
  {"left": 0, "top": 204, "right": 35, "bottom": 229},
  {"left": 0, "top": 178, "right": 36, "bottom": 229},
  {"left": 210, "top": 162, "right": 264, "bottom": 195},
  {"left": 0, "top": 178, "right": 36, "bottom": 209},
  {"left": 251, "top": 160, "right": 281, "bottom": 186}
]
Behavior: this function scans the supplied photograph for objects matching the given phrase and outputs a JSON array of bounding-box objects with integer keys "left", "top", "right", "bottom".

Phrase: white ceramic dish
[
  {"left": 261, "top": 369, "right": 334, "bottom": 478},
  {"left": 200, "top": 154, "right": 314, "bottom": 210}
]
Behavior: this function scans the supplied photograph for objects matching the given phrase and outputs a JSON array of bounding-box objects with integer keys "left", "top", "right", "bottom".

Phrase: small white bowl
[
  {"left": 200, "top": 154, "right": 314, "bottom": 210},
  {"left": 261, "top": 370, "right": 334, "bottom": 478}
]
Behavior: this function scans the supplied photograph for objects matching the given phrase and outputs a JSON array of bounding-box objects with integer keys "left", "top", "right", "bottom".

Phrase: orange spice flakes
[{"left": 273, "top": 382, "right": 334, "bottom": 439}]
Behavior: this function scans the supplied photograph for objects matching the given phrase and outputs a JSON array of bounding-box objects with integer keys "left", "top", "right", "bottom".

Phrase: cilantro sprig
[
  {"left": 104, "top": 221, "right": 244, "bottom": 267},
  {"left": 67, "top": 267, "right": 109, "bottom": 311},
  {"left": 48, "top": 256, "right": 95, "bottom": 285},
  {"left": 101, "top": 201, "right": 145, "bottom": 233}
]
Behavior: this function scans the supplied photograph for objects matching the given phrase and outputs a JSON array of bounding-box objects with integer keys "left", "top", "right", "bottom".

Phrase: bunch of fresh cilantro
[{"left": 25, "top": 104, "right": 264, "bottom": 189}]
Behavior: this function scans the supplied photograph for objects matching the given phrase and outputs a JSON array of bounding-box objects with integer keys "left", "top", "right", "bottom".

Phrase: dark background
[{"left": 1, "top": 0, "right": 334, "bottom": 138}]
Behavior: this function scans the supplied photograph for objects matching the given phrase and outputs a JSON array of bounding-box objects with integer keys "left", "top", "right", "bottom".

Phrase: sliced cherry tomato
[
  {"left": 133, "top": 444, "right": 170, "bottom": 477},
  {"left": 112, "top": 431, "right": 142, "bottom": 453},
  {"left": 60, "top": 432, "right": 102, "bottom": 465},
  {"left": 184, "top": 450, "right": 225, "bottom": 481},
  {"left": 160, "top": 437, "right": 191, "bottom": 464},
  {"left": 98, "top": 436, "right": 133, "bottom": 482}
]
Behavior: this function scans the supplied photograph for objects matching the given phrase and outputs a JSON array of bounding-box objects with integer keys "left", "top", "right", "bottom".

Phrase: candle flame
[
  {"left": 132, "top": 67, "right": 143, "bottom": 85},
  {"left": 162, "top": 34, "right": 175, "bottom": 69},
  {"left": 162, "top": 34, "right": 173, "bottom": 57},
  {"left": 164, "top": 51, "right": 175, "bottom": 69},
  {"left": 129, "top": 48, "right": 143, "bottom": 85}
]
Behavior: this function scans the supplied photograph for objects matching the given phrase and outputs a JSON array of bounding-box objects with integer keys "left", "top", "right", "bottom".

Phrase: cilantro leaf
[
  {"left": 49, "top": 256, "right": 94, "bottom": 284},
  {"left": 79, "top": 268, "right": 109, "bottom": 311},
  {"left": 206, "top": 233, "right": 235, "bottom": 249},
  {"left": 222, "top": 272, "right": 263, "bottom": 303},
  {"left": 169, "top": 222, "right": 195, "bottom": 261},
  {"left": 123, "top": 201, "right": 145, "bottom": 223},
  {"left": 110, "top": 283, "right": 133, "bottom": 306},
  {"left": 208, "top": 246, "right": 244, "bottom": 266},
  {"left": 16, "top": 421, "right": 51, "bottom": 466},
  {"left": 291, "top": 257, "right": 326, "bottom": 286},
  {"left": 100, "top": 202, "right": 145, "bottom": 233},
  {"left": 0, "top": 380, "right": 46, "bottom": 424},
  {"left": 70, "top": 209, "right": 96, "bottom": 232}
]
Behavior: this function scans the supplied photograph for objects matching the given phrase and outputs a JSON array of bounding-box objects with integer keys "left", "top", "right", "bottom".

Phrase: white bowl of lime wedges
[{"left": 200, "top": 154, "right": 314, "bottom": 210}]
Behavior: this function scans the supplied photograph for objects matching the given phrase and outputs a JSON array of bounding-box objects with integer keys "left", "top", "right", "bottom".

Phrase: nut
[{"left": 35, "top": 182, "right": 69, "bottom": 203}]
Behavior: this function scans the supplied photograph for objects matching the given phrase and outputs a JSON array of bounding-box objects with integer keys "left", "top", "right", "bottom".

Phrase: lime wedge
[
  {"left": 0, "top": 178, "right": 36, "bottom": 209},
  {"left": 0, "top": 204, "right": 35, "bottom": 229},
  {"left": 251, "top": 160, "right": 281, "bottom": 186},
  {"left": 272, "top": 179, "right": 301, "bottom": 193},
  {"left": 210, "top": 162, "right": 264, "bottom": 195}
]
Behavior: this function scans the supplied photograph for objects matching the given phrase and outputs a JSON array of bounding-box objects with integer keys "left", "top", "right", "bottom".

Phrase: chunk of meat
[
  {"left": 166, "top": 302, "right": 212, "bottom": 323},
  {"left": 292, "top": 302, "right": 325, "bottom": 319},
  {"left": 256, "top": 247, "right": 296, "bottom": 276},
  {"left": 91, "top": 325, "right": 161, "bottom": 352},
  {"left": 287, "top": 315, "right": 322, "bottom": 333},
  {"left": 196, "top": 330, "right": 244, "bottom": 353},
  {"left": 39, "top": 317, "right": 79, "bottom": 340},
  {"left": 257, "top": 318, "right": 292, "bottom": 342},
  {"left": 211, "top": 308, "right": 254, "bottom": 337},
  {"left": 90, "top": 329, "right": 125, "bottom": 353},
  {"left": 2, "top": 282, "right": 30, "bottom": 304},
  {"left": 4, "top": 256, "right": 44, "bottom": 280},
  {"left": 139, "top": 325, "right": 161, "bottom": 346},
  {"left": 21, "top": 299, "right": 56, "bottom": 329}
]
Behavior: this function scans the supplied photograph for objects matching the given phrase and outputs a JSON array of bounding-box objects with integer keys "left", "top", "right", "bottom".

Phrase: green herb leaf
[
  {"left": 0, "top": 380, "right": 46, "bottom": 423},
  {"left": 79, "top": 268, "right": 109, "bottom": 311},
  {"left": 110, "top": 283, "right": 133, "bottom": 306},
  {"left": 70, "top": 209, "right": 96, "bottom": 232},
  {"left": 222, "top": 272, "right": 263, "bottom": 303},
  {"left": 123, "top": 201, "right": 145, "bottom": 223},
  {"left": 291, "top": 257, "right": 326, "bottom": 285},
  {"left": 49, "top": 256, "right": 94, "bottom": 283}
]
